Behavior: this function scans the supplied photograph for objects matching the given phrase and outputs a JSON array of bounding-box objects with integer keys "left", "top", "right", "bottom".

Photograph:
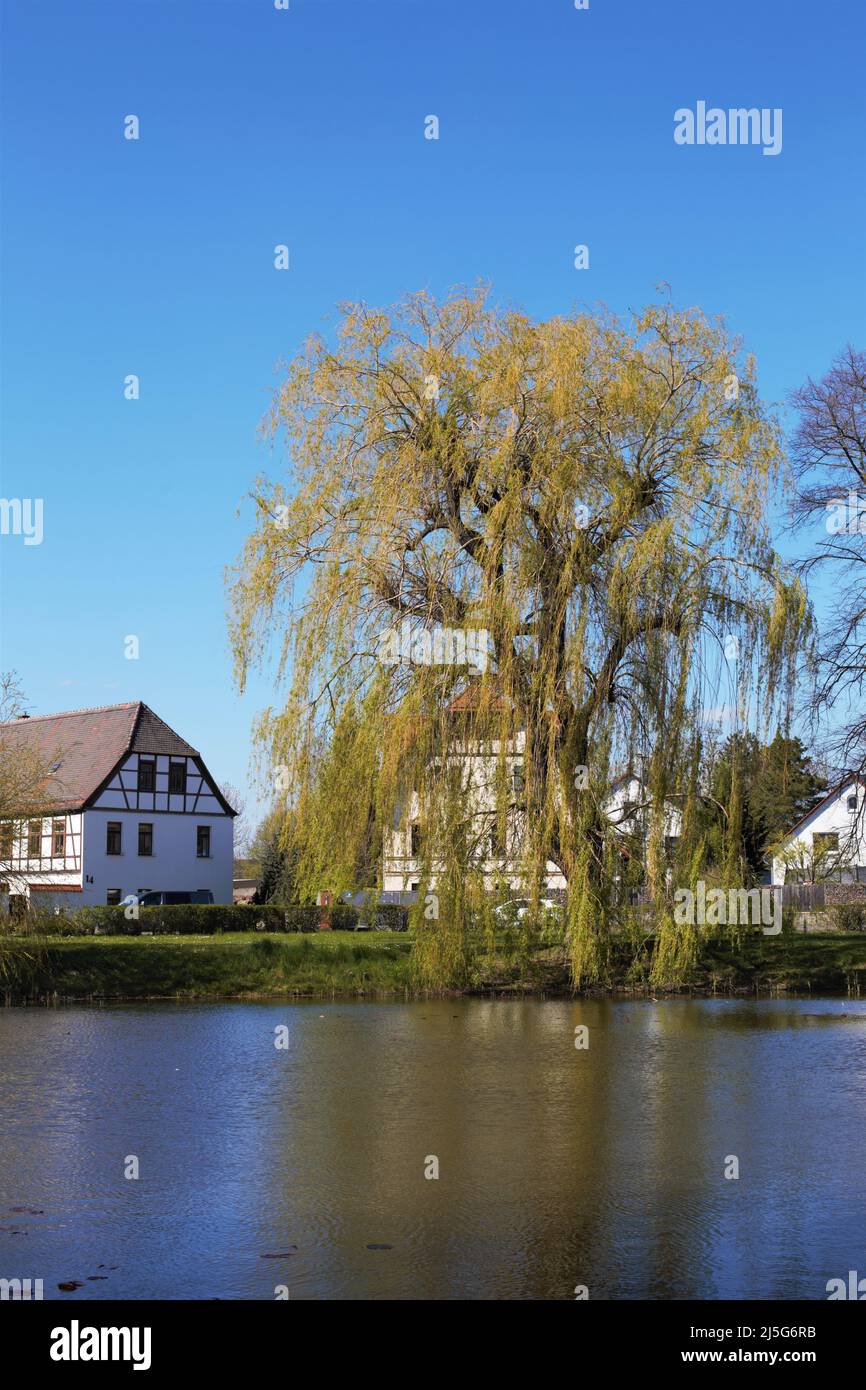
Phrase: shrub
[
  {"left": 63, "top": 904, "right": 298, "bottom": 936},
  {"left": 329, "top": 904, "right": 360, "bottom": 931},
  {"left": 835, "top": 903, "right": 866, "bottom": 932},
  {"left": 281, "top": 904, "right": 326, "bottom": 932},
  {"left": 16, "top": 900, "right": 403, "bottom": 937},
  {"left": 371, "top": 903, "right": 408, "bottom": 931}
]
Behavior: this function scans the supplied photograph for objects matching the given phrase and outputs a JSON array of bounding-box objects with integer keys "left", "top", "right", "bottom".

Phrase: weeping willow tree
[{"left": 229, "top": 286, "right": 811, "bottom": 988}]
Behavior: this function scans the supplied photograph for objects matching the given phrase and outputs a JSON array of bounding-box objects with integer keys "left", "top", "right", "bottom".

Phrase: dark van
[{"left": 136, "top": 890, "right": 214, "bottom": 906}]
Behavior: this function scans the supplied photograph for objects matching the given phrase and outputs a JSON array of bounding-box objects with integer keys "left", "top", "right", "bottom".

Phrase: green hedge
[
  {"left": 329, "top": 904, "right": 360, "bottom": 930},
  {"left": 16, "top": 900, "right": 408, "bottom": 937},
  {"left": 66, "top": 904, "right": 304, "bottom": 936},
  {"left": 372, "top": 903, "right": 409, "bottom": 931}
]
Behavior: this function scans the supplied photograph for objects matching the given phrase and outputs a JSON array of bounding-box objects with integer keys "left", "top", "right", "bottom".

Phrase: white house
[
  {"left": 771, "top": 774, "right": 866, "bottom": 885},
  {"left": 381, "top": 686, "right": 681, "bottom": 894},
  {"left": 0, "top": 702, "right": 235, "bottom": 911}
]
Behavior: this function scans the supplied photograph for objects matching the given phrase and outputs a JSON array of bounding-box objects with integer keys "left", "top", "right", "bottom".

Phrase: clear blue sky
[{"left": 1, "top": 0, "right": 864, "bottom": 830}]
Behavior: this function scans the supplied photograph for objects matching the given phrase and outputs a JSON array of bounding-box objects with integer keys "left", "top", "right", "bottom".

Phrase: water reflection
[{"left": 1, "top": 998, "right": 864, "bottom": 1299}]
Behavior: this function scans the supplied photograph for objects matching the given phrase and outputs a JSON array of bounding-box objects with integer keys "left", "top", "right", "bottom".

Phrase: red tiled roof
[
  {"left": 0, "top": 702, "right": 202, "bottom": 813},
  {"left": 447, "top": 680, "right": 508, "bottom": 713}
]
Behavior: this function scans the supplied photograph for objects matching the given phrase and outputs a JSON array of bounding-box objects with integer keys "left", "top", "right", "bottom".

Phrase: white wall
[
  {"left": 772, "top": 780, "right": 865, "bottom": 884},
  {"left": 82, "top": 809, "right": 233, "bottom": 905},
  {"left": 381, "top": 757, "right": 680, "bottom": 894},
  {"left": 604, "top": 776, "right": 682, "bottom": 839},
  {"left": 381, "top": 735, "right": 568, "bottom": 892}
]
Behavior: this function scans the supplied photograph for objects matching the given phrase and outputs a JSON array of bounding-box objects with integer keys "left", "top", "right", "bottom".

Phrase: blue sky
[{"left": 1, "top": 0, "right": 864, "bottom": 832}]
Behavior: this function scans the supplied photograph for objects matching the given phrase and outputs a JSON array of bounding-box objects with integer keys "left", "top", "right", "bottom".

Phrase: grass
[
  {"left": 1, "top": 931, "right": 414, "bottom": 1001},
  {"left": 3, "top": 928, "right": 866, "bottom": 1002},
  {"left": 691, "top": 931, "right": 866, "bottom": 996}
]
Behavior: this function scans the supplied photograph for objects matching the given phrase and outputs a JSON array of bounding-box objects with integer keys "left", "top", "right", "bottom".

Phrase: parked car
[
  {"left": 131, "top": 890, "right": 215, "bottom": 906},
  {"left": 493, "top": 897, "right": 562, "bottom": 920}
]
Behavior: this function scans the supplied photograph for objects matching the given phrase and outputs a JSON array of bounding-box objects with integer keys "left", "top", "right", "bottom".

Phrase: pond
[{"left": 1, "top": 997, "right": 864, "bottom": 1299}]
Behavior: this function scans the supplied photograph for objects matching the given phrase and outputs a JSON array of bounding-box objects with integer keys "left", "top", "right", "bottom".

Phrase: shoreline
[{"left": 3, "top": 929, "right": 866, "bottom": 1005}]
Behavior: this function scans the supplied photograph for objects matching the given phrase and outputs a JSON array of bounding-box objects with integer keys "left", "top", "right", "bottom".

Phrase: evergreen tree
[
  {"left": 709, "top": 730, "right": 825, "bottom": 876},
  {"left": 750, "top": 731, "right": 825, "bottom": 855},
  {"left": 252, "top": 808, "right": 300, "bottom": 904}
]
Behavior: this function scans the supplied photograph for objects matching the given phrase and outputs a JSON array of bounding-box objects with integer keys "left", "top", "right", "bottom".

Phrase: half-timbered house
[{"left": 0, "top": 702, "right": 235, "bottom": 911}]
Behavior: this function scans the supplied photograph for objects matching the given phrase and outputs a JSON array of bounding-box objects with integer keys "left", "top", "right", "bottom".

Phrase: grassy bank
[
  {"left": 3, "top": 929, "right": 866, "bottom": 1002},
  {"left": 1, "top": 932, "right": 414, "bottom": 1001}
]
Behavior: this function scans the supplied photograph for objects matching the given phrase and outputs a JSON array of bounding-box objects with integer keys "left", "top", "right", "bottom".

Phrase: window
[
  {"left": 0, "top": 823, "right": 12, "bottom": 859},
  {"left": 106, "top": 822, "right": 122, "bottom": 855},
  {"left": 814, "top": 831, "right": 839, "bottom": 852},
  {"left": 138, "top": 823, "right": 153, "bottom": 857},
  {"left": 106, "top": 889, "right": 122, "bottom": 906},
  {"left": 848, "top": 794, "right": 859, "bottom": 812},
  {"left": 410, "top": 823, "right": 422, "bottom": 857},
  {"left": 169, "top": 761, "right": 186, "bottom": 795},
  {"left": 27, "top": 820, "right": 42, "bottom": 858},
  {"left": 664, "top": 835, "right": 680, "bottom": 858},
  {"left": 52, "top": 819, "right": 66, "bottom": 857},
  {"left": 511, "top": 763, "right": 525, "bottom": 797},
  {"left": 138, "top": 758, "right": 156, "bottom": 793},
  {"left": 196, "top": 825, "right": 211, "bottom": 858}
]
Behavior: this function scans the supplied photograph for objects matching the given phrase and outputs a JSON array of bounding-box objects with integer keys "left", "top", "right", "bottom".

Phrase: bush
[
  {"left": 835, "top": 903, "right": 866, "bottom": 932},
  {"left": 329, "top": 904, "right": 360, "bottom": 931},
  {"left": 63, "top": 904, "right": 299, "bottom": 936},
  {"left": 17, "top": 900, "right": 404, "bottom": 937},
  {"left": 370, "top": 903, "right": 408, "bottom": 931},
  {"left": 281, "top": 904, "right": 326, "bottom": 932}
]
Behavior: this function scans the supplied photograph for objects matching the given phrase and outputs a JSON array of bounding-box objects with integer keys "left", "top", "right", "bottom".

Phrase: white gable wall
[
  {"left": 83, "top": 808, "right": 233, "bottom": 905},
  {"left": 84, "top": 751, "right": 233, "bottom": 903},
  {"left": 771, "top": 778, "right": 866, "bottom": 885},
  {"left": 91, "top": 752, "right": 227, "bottom": 817},
  {"left": 604, "top": 775, "right": 682, "bottom": 839},
  {"left": 1, "top": 751, "right": 234, "bottom": 908}
]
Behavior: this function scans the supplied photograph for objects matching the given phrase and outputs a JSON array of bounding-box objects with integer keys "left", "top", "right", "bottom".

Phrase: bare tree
[
  {"left": 0, "top": 672, "right": 54, "bottom": 822},
  {"left": 791, "top": 346, "right": 866, "bottom": 772},
  {"left": 220, "top": 782, "right": 251, "bottom": 858}
]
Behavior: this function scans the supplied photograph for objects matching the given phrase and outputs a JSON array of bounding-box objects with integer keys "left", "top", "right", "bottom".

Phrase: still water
[{"left": 1, "top": 998, "right": 865, "bottom": 1300}]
